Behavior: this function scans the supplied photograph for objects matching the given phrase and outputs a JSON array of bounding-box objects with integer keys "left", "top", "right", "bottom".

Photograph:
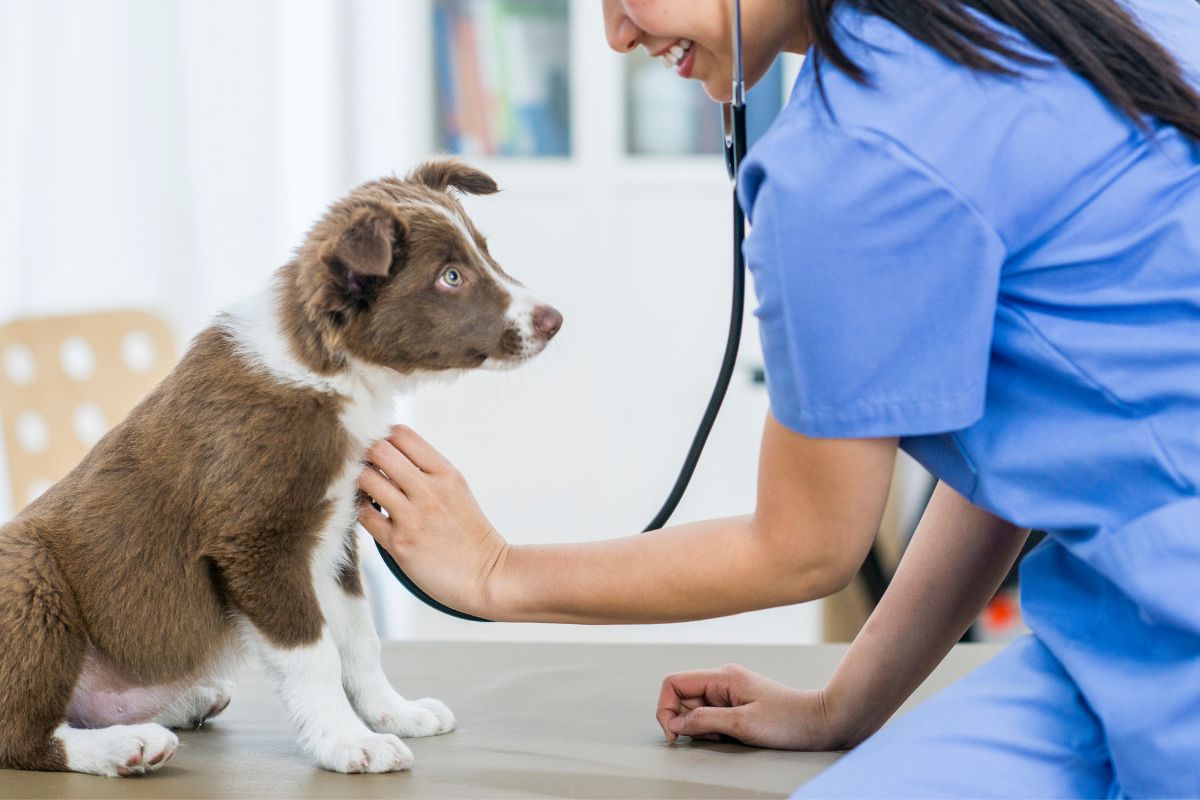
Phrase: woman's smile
[
  {"left": 602, "top": 0, "right": 809, "bottom": 102},
  {"left": 656, "top": 38, "right": 697, "bottom": 77}
]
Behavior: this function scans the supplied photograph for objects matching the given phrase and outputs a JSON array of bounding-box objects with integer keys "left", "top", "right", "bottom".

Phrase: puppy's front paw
[
  {"left": 362, "top": 694, "right": 455, "bottom": 738},
  {"left": 60, "top": 722, "right": 179, "bottom": 777},
  {"left": 317, "top": 731, "right": 413, "bottom": 773},
  {"left": 411, "top": 697, "right": 456, "bottom": 735}
]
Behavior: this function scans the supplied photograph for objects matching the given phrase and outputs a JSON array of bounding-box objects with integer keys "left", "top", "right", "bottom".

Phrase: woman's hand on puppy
[{"left": 358, "top": 425, "right": 509, "bottom": 619}]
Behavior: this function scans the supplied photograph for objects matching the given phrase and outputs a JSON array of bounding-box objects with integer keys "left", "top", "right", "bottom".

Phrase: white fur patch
[
  {"left": 220, "top": 293, "right": 333, "bottom": 393},
  {"left": 483, "top": 283, "right": 548, "bottom": 369}
]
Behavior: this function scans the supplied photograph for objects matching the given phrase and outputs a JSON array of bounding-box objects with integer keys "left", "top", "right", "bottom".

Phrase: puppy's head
[{"left": 290, "top": 159, "right": 561, "bottom": 375}]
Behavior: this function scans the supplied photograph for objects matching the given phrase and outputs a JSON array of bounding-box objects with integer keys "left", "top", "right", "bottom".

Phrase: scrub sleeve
[{"left": 741, "top": 125, "right": 1005, "bottom": 439}]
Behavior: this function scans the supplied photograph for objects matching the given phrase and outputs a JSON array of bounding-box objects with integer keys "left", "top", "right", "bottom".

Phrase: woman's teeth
[{"left": 661, "top": 39, "right": 693, "bottom": 69}]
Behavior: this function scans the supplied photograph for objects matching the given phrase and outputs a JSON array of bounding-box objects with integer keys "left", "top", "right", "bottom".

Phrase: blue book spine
[{"left": 433, "top": 4, "right": 461, "bottom": 153}]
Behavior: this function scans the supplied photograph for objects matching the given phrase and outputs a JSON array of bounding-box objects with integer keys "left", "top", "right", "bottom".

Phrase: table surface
[{"left": 1, "top": 641, "right": 1001, "bottom": 799}]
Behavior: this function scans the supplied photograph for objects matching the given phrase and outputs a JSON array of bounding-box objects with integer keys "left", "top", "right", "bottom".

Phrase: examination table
[{"left": 0, "top": 641, "right": 1001, "bottom": 799}]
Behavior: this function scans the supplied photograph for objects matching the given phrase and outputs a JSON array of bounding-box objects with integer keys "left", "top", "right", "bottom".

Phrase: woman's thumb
[{"left": 669, "top": 705, "right": 743, "bottom": 739}]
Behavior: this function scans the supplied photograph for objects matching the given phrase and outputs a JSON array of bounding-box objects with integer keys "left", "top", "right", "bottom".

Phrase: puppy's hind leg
[
  {"left": 154, "top": 678, "right": 235, "bottom": 730},
  {"left": 0, "top": 530, "right": 175, "bottom": 776}
]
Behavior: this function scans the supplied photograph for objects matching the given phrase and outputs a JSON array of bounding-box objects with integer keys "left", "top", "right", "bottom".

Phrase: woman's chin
[{"left": 700, "top": 77, "right": 733, "bottom": 104}]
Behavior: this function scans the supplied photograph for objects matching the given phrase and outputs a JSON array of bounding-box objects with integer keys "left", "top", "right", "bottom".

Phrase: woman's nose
[{"left": 604, "top": 5, "right": 641, "bottom": 53}]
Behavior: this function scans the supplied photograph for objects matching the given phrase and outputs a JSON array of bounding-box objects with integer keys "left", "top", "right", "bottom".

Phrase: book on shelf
[{"left": 434, "top": 0, "right": 571, "bottom": 158}]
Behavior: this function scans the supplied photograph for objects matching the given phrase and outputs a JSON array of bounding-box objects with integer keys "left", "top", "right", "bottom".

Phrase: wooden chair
[{"left": 0, "top": 310, "right": 175, "bottom": 513}]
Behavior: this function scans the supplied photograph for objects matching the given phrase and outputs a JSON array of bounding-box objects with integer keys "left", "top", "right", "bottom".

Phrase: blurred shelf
[
  {"left": 433, "top": 0, "right": 572, "bottom": 158},
  {"left": 428, "top": 0, "right": 796, "bottom": 166}
]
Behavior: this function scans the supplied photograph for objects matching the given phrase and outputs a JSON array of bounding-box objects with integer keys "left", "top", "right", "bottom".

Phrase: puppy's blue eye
[{"left": 440, "top": 268, "right": 463, "bottom": 288}]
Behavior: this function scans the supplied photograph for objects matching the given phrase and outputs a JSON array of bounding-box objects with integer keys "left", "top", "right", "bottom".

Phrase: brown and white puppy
[{"left": 0, "top": 160, "right": 561, "bottom": 777}]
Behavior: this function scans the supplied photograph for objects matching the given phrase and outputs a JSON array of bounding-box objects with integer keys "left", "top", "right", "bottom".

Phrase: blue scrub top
[{"left": 738, "top": 1, "right": 1200, "bottom": 792}]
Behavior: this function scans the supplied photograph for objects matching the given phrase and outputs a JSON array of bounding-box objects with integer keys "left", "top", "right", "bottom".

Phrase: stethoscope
[{"left": 376, "top": 0, "right": 750, "bottom": 622}]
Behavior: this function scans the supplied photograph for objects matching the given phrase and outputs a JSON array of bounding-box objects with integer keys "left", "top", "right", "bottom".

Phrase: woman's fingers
[
  {"left": 352, "top": 426, "right": 505, "bottom": 620},
  {"left": 657, "top": 667, "right": 834, "bottom": 751},
  {"left": 387, "top": 425, "right": 453, "bottom": 474},
  {"left": 366, "top": 438, "right": 425, "bottom": 495},
  {"left": 658, "top": 669, "right": 734, "bottom": 742},
  {"left": 357, "top": 496, "right": 392, "bottom": 542},
  {"left": 667, "top": 705, "right": 747, "bottom": 742},
  {"left": 358, "top": 464, "right": 412, "bottom": 518},
  {"left": 659, "top": 669, "right": 732, "bottom": 710}
]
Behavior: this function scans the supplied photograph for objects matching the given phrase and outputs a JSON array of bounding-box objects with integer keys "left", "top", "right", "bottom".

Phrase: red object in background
[{"left": 982, "top": 591, "right": 1020, "bottom": 632}]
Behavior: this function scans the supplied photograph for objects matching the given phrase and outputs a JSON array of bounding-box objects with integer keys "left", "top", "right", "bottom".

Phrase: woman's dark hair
[{"left": 805, "top": 0, "right": 1200, "bottom": 141}]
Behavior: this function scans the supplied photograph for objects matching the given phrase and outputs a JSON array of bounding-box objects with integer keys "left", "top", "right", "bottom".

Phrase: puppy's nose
[{"left": 533, "top": 305, "right": 563, "bottom": 339}]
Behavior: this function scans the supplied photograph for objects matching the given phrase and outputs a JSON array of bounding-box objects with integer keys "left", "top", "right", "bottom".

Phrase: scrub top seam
[
  {"left": 1000, "top": 305, "right": 1194, "bottom": 493},
  {"left": 1003, "top": 303, "right": 1138, "bottom": 413},
  {"left": 788, "top": 387, "right": 985, "bottom": 415},
  {"left": 831, "top": 124, "right": 1013, "bottom": 254},
  {"left": 1144, "top": 418, "right": 1197, "bottom": 495},
  {"left": 1008, "top": 127, "right": 1186, "bottom": 263}
]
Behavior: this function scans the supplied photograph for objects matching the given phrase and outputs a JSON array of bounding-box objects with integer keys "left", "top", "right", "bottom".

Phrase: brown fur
[
  {"left": 336, "top": 533, "right": 363, "bottom": 597},
  {"left": 0, "top": 159, "right": 550, "bottom": 772}
]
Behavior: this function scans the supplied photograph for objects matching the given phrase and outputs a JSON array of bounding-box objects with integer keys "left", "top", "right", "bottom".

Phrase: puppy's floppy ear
[
  {"left": 409, "top": 158, "right": 499, "bottom": 196},
  {"left": 315, "top": 206, "right": 401, "bottom": 317},
  {"left": 330, "top": 206, "right": 394, "bottom": 280}
]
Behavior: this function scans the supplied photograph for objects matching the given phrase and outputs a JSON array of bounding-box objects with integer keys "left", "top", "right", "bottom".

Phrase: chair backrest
[{"left": 0, "top": 310, "right": 175, "bottom": 513}]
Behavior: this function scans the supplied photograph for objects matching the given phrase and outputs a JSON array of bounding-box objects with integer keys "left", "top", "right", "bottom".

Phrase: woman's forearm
[
  {"left": 487, "top": 515, "right": 848, "bottom": 624},
  {"left": 360, "top": 417, "right": 895, "bottom": 625},
  {"left": 824, "top": 482, "right": 1029, "bottom": 747},
  {"left": 477, "top": 420, "right": 897, "bottom": 625}
]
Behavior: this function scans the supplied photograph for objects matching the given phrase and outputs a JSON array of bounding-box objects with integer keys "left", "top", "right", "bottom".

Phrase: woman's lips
[{"left": 676, "top": 43, "right": 697, "bottom": 78}]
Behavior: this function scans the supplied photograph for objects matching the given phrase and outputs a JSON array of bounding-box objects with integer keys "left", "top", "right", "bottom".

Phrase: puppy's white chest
[
  {"left": 340, "top": 393, "right": 397, "bottom": 452},
  {"left": 313, "top": 376, "right": 403, "bottom": 579}
]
